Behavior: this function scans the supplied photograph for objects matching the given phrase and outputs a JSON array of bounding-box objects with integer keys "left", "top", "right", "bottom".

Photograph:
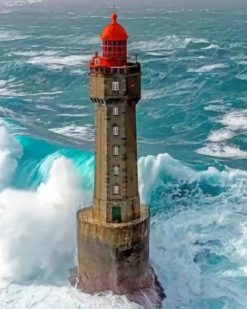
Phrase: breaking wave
[{"left": 0, "top": 125, "right": 247, "bottom": 308}]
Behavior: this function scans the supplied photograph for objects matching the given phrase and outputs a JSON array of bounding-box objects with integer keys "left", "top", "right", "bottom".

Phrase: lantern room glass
[{"left": 102, "top": 40, "right": 127, "bottom": 59}]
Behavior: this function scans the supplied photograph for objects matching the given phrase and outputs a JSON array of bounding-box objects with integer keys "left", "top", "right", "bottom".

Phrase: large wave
[
  {"left": 0, "top": 125, "right": 247, "bottom": 308},
  {"left": 0, "top": 124, "right": 140, "bottom": 309}
]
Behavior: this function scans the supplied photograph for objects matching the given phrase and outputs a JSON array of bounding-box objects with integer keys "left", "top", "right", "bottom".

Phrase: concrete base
[
  {"left": 69, "top": 266, "right": 165, "bottom": 308},
  {"left": 70, "top": 207, "right": 165, "bottom": 308}
]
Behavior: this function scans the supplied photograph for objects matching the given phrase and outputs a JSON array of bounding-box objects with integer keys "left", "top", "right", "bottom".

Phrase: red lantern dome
[
  {"left": 90, "top": 13, "right": 129, "bottom": 68},
  {"left": 101, "top": 13, "right": 129, "bottom": 41}
]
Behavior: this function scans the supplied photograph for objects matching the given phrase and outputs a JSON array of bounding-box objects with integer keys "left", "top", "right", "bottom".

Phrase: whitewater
[{"left": 0, "top": 4, "right": 247, "bottom": 309}]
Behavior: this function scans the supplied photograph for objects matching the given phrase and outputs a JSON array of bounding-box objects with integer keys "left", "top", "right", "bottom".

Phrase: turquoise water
[{"left": 0, "top": 6, "right": 247, "bottom": 309}]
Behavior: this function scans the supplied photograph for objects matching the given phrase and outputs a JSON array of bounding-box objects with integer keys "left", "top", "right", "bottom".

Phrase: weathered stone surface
[
  {"left": 70, "top": 266, "right": 164, "bottom": 308},
  {"left": 70, "top": 207, "right": 165, "bottom": 308}
]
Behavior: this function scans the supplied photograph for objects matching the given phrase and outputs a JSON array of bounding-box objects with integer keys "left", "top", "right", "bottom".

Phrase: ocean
[{"left": 0, "top": 4, "right": 247, "bottom": 309}]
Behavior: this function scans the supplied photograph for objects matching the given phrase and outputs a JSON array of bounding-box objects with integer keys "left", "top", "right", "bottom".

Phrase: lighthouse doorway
[{"left": 112, "top": 207, "right": 121, "bottom": 223}]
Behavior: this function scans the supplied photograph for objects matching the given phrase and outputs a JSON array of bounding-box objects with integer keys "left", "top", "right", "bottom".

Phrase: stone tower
[{"left": 72, "top": 13, "right": 164, "bottom": 307}]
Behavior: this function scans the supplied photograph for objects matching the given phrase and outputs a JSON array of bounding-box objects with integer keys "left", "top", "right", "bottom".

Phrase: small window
[
  {"left": 112, "top": 81, "right": 119, "bottom": 91},
  {"left": 113, "top": 165, "right": 120, "bottom": 175},
  {"left": 113, "top": 107, "right": 119, "bottom": 116},
  {"left": 113, "top": 146, "right": 119, "bottom": 156},
  {"left": 113, "top": 185, "right": 120, "bottom": 195},
  {"left": 113, "top": 125, "right": 119, "bottom": 136},
  {"left": 94, "top": 58, "right": 100, "bottom": 65}
]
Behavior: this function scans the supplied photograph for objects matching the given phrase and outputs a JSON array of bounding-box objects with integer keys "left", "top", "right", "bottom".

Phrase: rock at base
[{"left": 69, "top": 266, "right": 165, "bottom": 309}]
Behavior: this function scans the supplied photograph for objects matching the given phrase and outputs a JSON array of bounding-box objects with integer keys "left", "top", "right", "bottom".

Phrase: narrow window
[
  {"left": 113, "top": 107, "right": 119, "bottom": 116},
  {"left": 113, "top": 165, "right": 120, "bottom": 176},
  {"left": 94, "top": 58, "right": 100, "bottom": 65},
  {"left": 113, "top": 185, "right": 120, "bottom": 195},
  {"left": 112, "top": 81, "right": 119, "bottom": 91},
  {"left": 113, "top": 125, "right": 119, "bottom": 136},
  {"left": 113, "top": 146, "right": 119, "bottom": 156}
]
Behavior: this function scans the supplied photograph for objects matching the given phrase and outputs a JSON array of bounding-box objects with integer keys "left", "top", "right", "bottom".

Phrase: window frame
[
  {"left": 113, "top": 184, "right": 120, "bottom": 195},
  {"left": 113, "top": 107, "right": 119, "bottom": 116},
  {"left": 112, "top": 81, "right": 120, "bottom": 91},
  {"left": 113, "top": 125, "right": 119, "bottom": 136},
  {"left": 113, "top": 165, "right": 120, "bottom": 176},
  {"left": 113, "top": 146, "right": 119, "bottom": 156}
]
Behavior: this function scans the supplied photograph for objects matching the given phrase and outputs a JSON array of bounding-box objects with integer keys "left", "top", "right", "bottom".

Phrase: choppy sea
[{"left": 0, "top": 4, "right": 247, "bottom": 309}]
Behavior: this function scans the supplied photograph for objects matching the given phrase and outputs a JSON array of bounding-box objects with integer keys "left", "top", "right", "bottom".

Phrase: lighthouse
[{"left": 70, "top": 13, "right": 164, "bottom": 308}]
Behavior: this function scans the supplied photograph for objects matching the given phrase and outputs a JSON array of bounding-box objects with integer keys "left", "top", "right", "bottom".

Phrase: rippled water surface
[{"left": 0, "top": 5, "right": 247, "bottom": 309}]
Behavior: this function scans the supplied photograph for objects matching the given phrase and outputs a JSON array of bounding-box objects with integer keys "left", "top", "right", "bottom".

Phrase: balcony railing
[{"left": 89, "top": 62, "right": 140, "bottom": 75}]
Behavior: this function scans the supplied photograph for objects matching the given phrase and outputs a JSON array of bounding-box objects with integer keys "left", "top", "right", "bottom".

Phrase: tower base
[
  {"left": 69, "top": 265, "right": 165, "bottom": 308},
  {"left": 70, "top": 207, "right": 165, "bottom": 308}
]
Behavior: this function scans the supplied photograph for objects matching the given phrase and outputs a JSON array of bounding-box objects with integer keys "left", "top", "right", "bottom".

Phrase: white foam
[
  {"left": 197, "top": 144, "right": 247, "bottom": 159},
  {"left": 4, "top": 0, "right": 42, "bottom": 7},
  {"left": 49, "top": 125, "right": 94, "bottom": 142},
  {"left": 138, "top": 154, "right": 195, "bottom": 203},
  {"left": 0, "top": 80, "right": 7, "bottom": 88},
  {"left": 27, "top": 55, "right": 91, "bottom": 70},
  {"left": 58, "top": 104, "right": 86, "bottom": 110},
  {"left": 131, "top": 36, "right": 208, "bottom": 52},
  {"left": 0, "top": 30, "right": 29, "bottom": 42},
  {"left": 0, "top": 284, "right": 140, "bottom": 309},
  {"left": 202, "top": 44, "right": 220, "bottom": 50},
  {"left": 141, "top": 154, "right": 247, "bottom": 307},
  {"left": 29, "top": 91, "right": 63, "bottom": 96},
  {"left": 0, "top": 80, "right": 24, "bottom": 97},
  {"left": 236, "top": 74, "right": 247, "bottom": 81},
  {"left": 13, "top": 50, "right": 59, "bottom": 57},
  {"left": 204, "top": 104, "right": 228, "bottom": 112},
  {"left": 236, "top": 61, "right": 247, "bottom": 65},
  {"left": 219, "top": 110, "right": 247, "bottom": 131},
  {"left": 202, "top": 109, "right": 247, "bottom": 158},
  {"left": 142, "top": 89, "right": 166, "bottom": 100},
  {"left": 207, "top": 129, "right": 235, "bottom": 142},
  {"left": 188, "top": 63, "right": 228, "bottom": 73},
  {"left": 0, "top": 133, "right": 247, "bottom": 308},
  {"left": 0, "top": 157, "right": 84, "bottom": 281},
  {"left": 0, "top": 127, "right": 139, "bottom": 308}
]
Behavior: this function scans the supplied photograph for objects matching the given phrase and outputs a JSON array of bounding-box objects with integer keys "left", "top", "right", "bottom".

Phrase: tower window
[
  {"left": 113, "top": 146, "right": 119, "bottom": 156},
  {"left": 94, "top": 58, "right": 100, "bottom": 65},
  {"left": 113, "top": 165, "right": 120, "bottom": 175},
  {"left": 112, "top": 82, "right": 119, "bottom": 91},
  {"left": 113, "top": 107, "right": 119, "bottom": 116},
  {"left": 113, "top": 185, "right": 120, "bottom": 195},
  {"left": 113, "top": 125, "right": 119, "bottom": 136}
]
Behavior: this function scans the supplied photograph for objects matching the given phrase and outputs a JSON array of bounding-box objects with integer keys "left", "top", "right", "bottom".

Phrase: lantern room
[{"left": 90, "top": 13, "right": 129, "bottom": 68}]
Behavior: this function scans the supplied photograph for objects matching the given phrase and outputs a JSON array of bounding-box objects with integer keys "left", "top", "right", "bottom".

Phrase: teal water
[{"left": 0, "top": 6, "right": 247, "bottom": 309}]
